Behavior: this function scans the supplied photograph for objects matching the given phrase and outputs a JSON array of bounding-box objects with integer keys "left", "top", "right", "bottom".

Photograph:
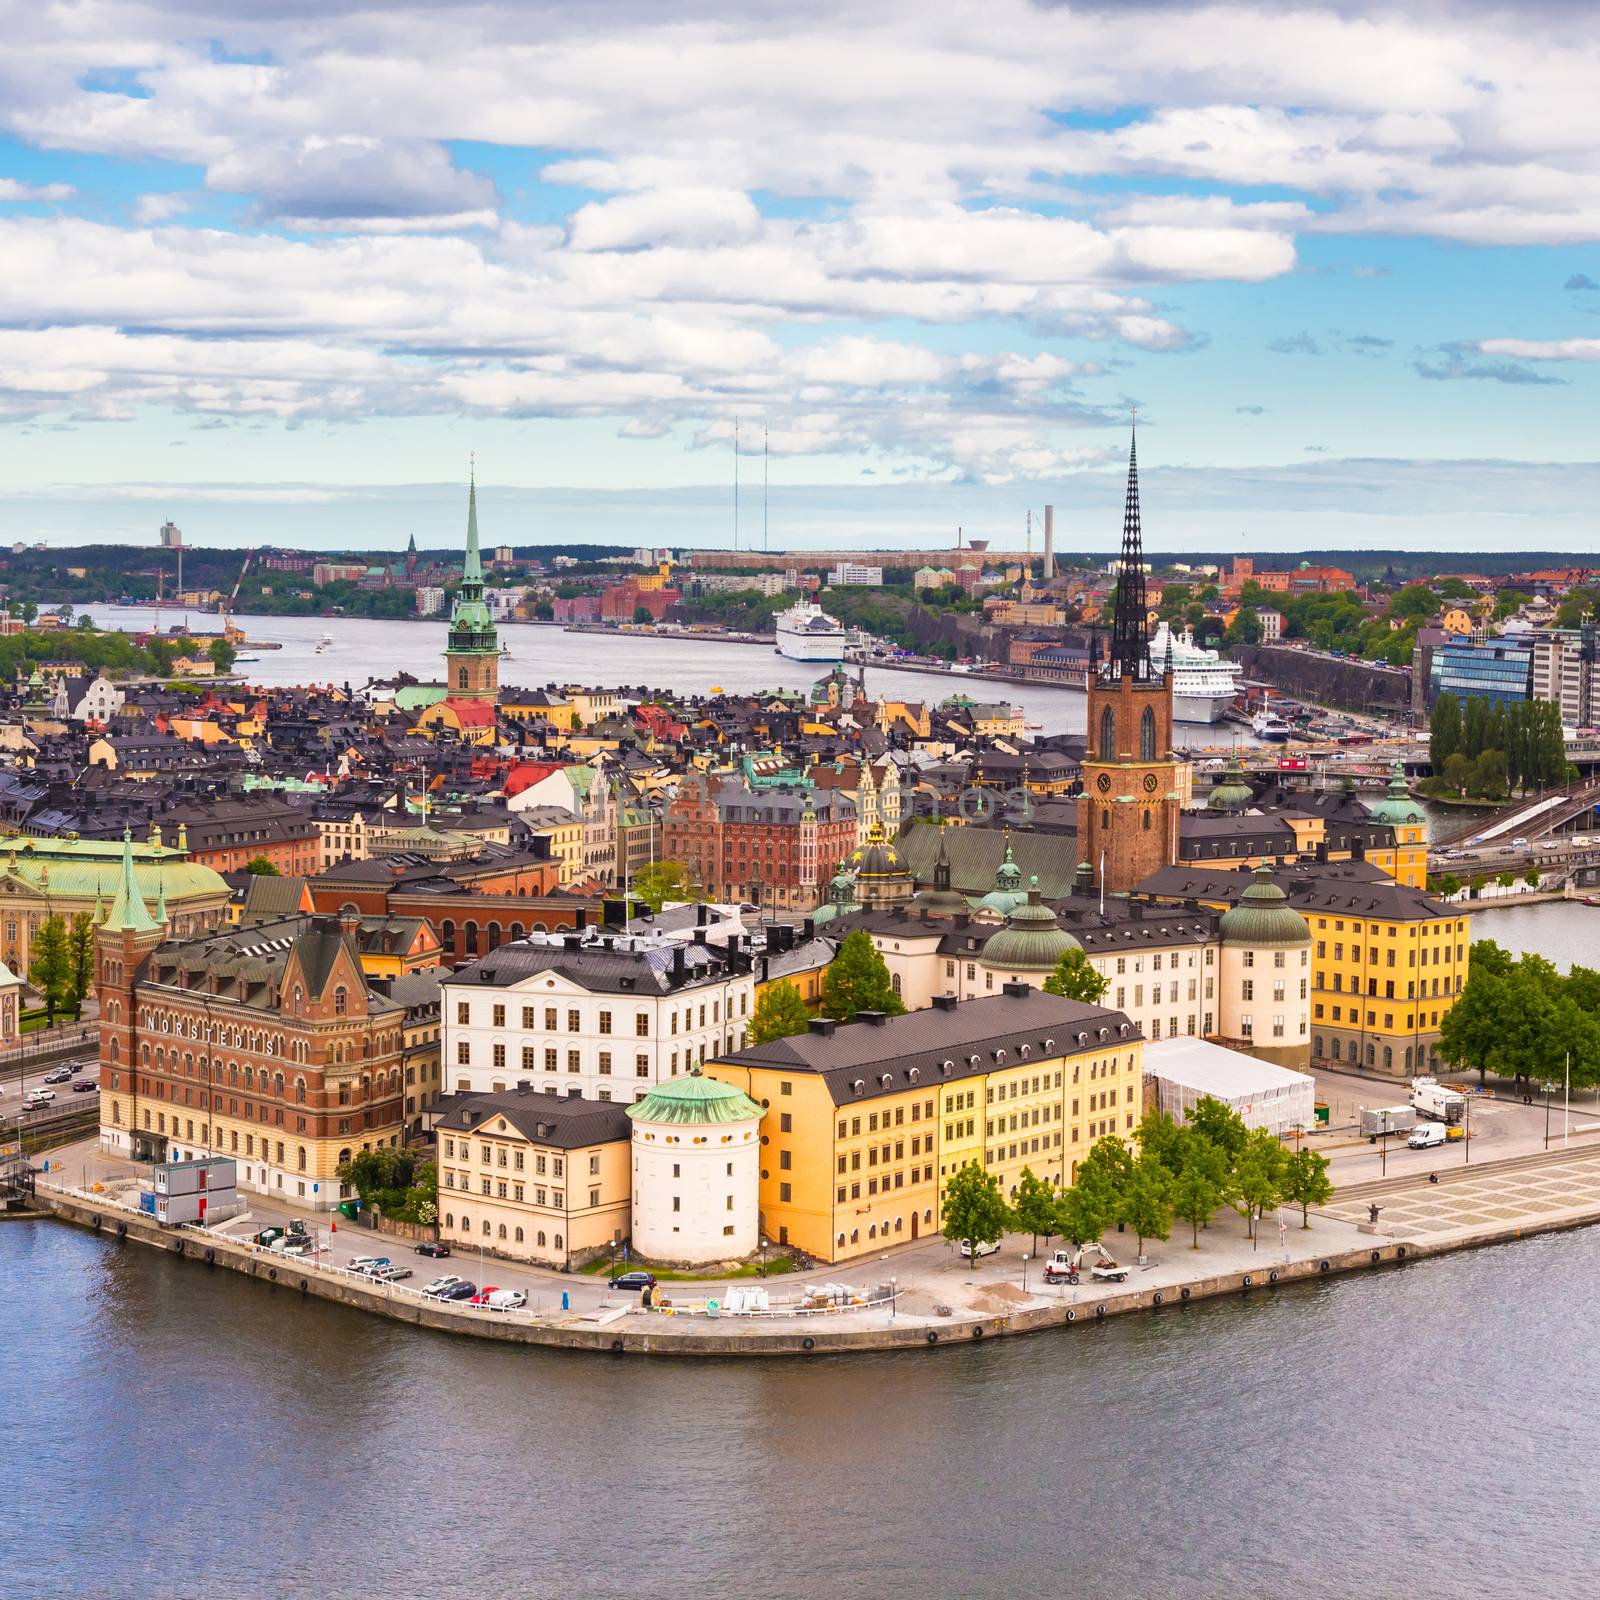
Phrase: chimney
[
  {"left": 932, "top": 993, "right": 959, "bottom": 1012},
  {"left": 1002, "top": 980, "right": 1030, "bottom": 997},
  {"left": 802, "top": 917, "right": 815, "bottom": 941},
  {"left": 692, "top": 928, "right": 707, "bottom": 946},
  {"left": 603, "top": 898, "right": 625, "bottom": 927},
  {"left": 575, "top": 908, "right": 588, "bottom": 931},
  {"left": 671, "top": 944, "right": 686, "bottom": 985},
  {"left": 807, "top": 1017, "right": 836, "bottom": 1037},
  {"left": 516, "top": 1080, "right": 531, "bottom": 1094},
  {"left": 563, "top": 933, "right": 582, "bottom": 951},
  {"left": 858, "top": 1009, "right": 889, "bottom": 1026},
  {"left": 696, "top": 903, "right": 709, "bottom": 927},
  {"left": 1043, "top": 504, "right": 1055, "bottom": 580}
]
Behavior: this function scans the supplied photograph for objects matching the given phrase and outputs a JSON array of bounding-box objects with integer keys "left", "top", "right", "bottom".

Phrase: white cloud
[
  {"left": 0, "top": 178, "right": 73, "bottom": 201},
  {"left": 1479, "top": 336, "right": 1600, "bottom": 362},
  {"left": 134, "top": 192, "right": 190, "bottom": 223}
]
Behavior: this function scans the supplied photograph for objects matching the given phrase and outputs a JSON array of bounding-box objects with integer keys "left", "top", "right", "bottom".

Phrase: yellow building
[
  {"left": 435, "top": 1090, "right": 633, "bottom": 1269},
  {"left": 708, "top": 987, "right": 1141, "bottom": 1263},
  {"left": 1137, "top": 860, "right": 1467, "bottom": 1076}
]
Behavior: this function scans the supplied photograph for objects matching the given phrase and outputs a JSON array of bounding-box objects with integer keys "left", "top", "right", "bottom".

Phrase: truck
[
  {"left": 1043, "top": 1243, "right": 1130, "bottom": 1285},
  {"left": 1361, "top": 1106, "right": 1416, "bottom": 1142},
  {"left": 1410, "top": 1076, "right": 1465, "bottom": 1125}
]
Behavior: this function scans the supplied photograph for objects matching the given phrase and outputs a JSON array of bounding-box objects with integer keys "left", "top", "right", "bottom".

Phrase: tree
[
  {"left": 1430, "top": 692, "right": 1461, "bottom": 771},
  {"left": 748, "top": 980, "right": 812, "bottom": 1045},
  {"left": 1436, "top": 873, "right": 1461, "bottom": 900},
  {"left": 244, "top": 855, "right": 280, "bottom": 876},
  {"left": 1233, "top": 1127, "right": 1289, "bottom": 1241},
  {"left": 1524, "top": 868, "right": 1540, "bottom": 889},
  {"left": 1493, "top": 588, "right": 1532, "bottom": 621},
  {"left": 67, "top": 914, "right": 94, "bottom": 1016},
  {"left": 941, "top": 1162, "right": 1011, "bottom": 1254},
  {"left": 1281, "top": 1148, "right": 1334, "bottom": 1228},
  {"left": 209, "top": 637, "right": 236, "bottom": 672},
  {"left": 1011, "top": 1166, "right": 1058, "bottom": 1254},
  {"left": 28, "top": 915, "right": 73, "bottom": 1024},
  {"left": 633, "top": 605, "right": 653, "bottom": 625},
  {"left": 1041, "top": 948, "right": 1109, "bottom": 1004},
  {"left": 1054, "top": 1180, "right": 1111, "bottom": 1249},
  {"left": 1132, "top": 1107, "right": 1185, "bottom": 1173},
  {"left": 1185, "top": 1095, "right": 1248, "bottom": 1165},
  {"left": 1171, "top": 1155, "right": 1226, "bottom": 1250},
  {"left": 1225, "top": 607, "right": 1263, "bottom": 648},
  {"left": 1119, "top": 1155, "right": 1174, "bottom": 1255},
  {"left": 1441, "top": 751, "right": 1473, "bottom": 794},
  {"left": 820, "top": 928, "right": 906, "bottom": 1022},
  {"left": 632, "top": 859, "right": 695, "bottom": 913},
  {"left": 1077, "top": 1134, "right": 1134, "bottom": 1203}
]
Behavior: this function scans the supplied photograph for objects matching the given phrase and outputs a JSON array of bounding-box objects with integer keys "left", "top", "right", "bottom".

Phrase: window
[
  {"left": 456, "top": 1001, "right": 470, "bottom": 1025},
  {"left": 1139, "top": 704, "right": 1156, "bottom": 761},
  {"left": 492, "top": 1004, "right": 505, "bottom": 1027},
  {"left": 635, "top": 1014, "right": 650, "bottom": 1037},
  {"left": 567, "top": 1008, "right": 580, "bottom": 1033},
  {"left": 598, "top": 1010, "right": 612, "bottom": 1035},
  {"left": 1099, "top": 703, "right": 1115, "bottom": 759},
  {"left": 636, "top": 1054, "right": 649, "bottom": 1077},
  {"left": 456, "top": 1040, "right": 470, "bottom": 1065},
  {"left": 493, "top": 1044, "right": 506, "bottom": 1070},
  {"left": 599, "top": 1051, "right": 612, "bottom": 1075}
]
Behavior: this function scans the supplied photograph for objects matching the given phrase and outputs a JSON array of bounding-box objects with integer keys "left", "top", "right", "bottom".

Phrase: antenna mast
[
  {"left": 733, "top": 418, "right": 740, "bottom": 552},
  {"left": 763, "top": 420, "right": 769, "bottom": 552}
]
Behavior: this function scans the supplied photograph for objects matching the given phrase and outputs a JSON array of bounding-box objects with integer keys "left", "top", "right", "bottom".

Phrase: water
[
  {"left": 7, "top": 1217, "right": 1597, "bottom": 1600},
  {"left": 68, "top": 604, "right": 1256, "bottom": 745}
]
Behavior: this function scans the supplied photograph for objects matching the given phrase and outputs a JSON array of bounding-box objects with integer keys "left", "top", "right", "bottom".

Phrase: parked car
[
  {"left": 23, "top": 1089, "right": 55, "bottom": 1108},
  {"left": 66, "top": 1061, "right": 86, "bottom": 1074},
  {"left": 1511, "top": 836, "right": 1529, "bottom": 848},
  {"left": 43, "top": 1068, "right": 72, "bottom": 1085},
  {"left": 72, "top": 1078, "right": 98, "bottom": 1093},
  {"left": 1408, "top": 1123, "right": 1448, "bottom": 1150},
  {"left": 422, "top": 1275, "right": 466, "bottom": 1297},
  {"left": 370, "top": 1264, "right": 412, "bottom": 1282},
  {"left": 437, "top": 1280, "right": 477, "bottom": 1301},
  {"left": 608, "top": 1270, "right": 657, "bottom": 1292},
  {"left": 416, "top": 1241, "right": 452, "bottom": 1258},
  {"left": 487, "top": 1288, "right": 527, "bottom": 1311},
  {"left": 469, "top": 1286, "right": 502, "bottom": 1306},
  {"left": 959, "top": 1238, "right": 1001, "bottom": 1260},
  {"left": 348, "top": 1255, "right": 392, "bottom": 1274}
]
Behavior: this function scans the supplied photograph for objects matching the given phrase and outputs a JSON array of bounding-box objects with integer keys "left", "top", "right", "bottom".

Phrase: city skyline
[{"left": 3, "top": 1, "right": 1600, "bottom": 550}]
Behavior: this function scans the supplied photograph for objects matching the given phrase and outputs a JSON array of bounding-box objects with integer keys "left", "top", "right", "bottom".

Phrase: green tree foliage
[
  {"left": 1233, "top": 1127, "right": 1290, "bottom": 1240},
  {"left": 631, "top": 859, "right": 696, "bottom": 913},
  {"left": 337, "top": 1147, "right": 437, "bottom": 1224},
  {"left": 1493, "top": 588, "right": 1532, "bottom": 621},
  {"left": 941, "top": 1162, "right": 1012, "bottom": 1253},
  {"left": 1422, "top": 697, "right": 1563, "bottom": 799},
  {"left": 1010, "top": 1166, "right": 1058, "bottom": 1253},
  {"left": 1224, "top": 607, "right": 1263, "bottom": 648},
  {"left": 28, "top": 915, "right": 73, "bottom": 1023},
  {"left": 244, "top": 856, "right": 280, "bottom": 876},
  {"left": 748, "top": 980, "right": 812, "bottom": 1045},
  {"left": 1435, "top": 577, "right": 1477, "bottom": 600},
  {"left": 67, "top": 914, "right": 94, "bottom": 1015},
  {"left": 1389, "top": 583, "right": 1439, "bottom": 620},
  {"left": 1281, "top": 1148, "right": 1335, "bottom": 1227},
  {"left": 1077, "top": 1134, "right": 1134, "bottom": 1200},
  {"left": 1170, "top": 1149, "right": 1228, "bottom": 1250},
  {"left": 1185, "top": 1095, "right": 1249, "bottom": 1165},
  {"left": 208, "top": 637, "right": 237, "bottom": 672},
  {"left": 1041, "top": 947, "right": 1110, "bottom": 1004},
  {"left": 820, "top": 928, "right": 906, "bottom": 1022},
  {"left": 633, "top": 605, "right": 653, "bottom": 625},
  {"left": 1119, "top": 1155, "right": 1174, "bottom": 1255},
  {"left": 1054, "top": 1179, "right": 1111, "bottom": 1248},
  {"left": 1440, "top": 943, "right": 1600, "bottom": 1089},
  {"left": 1429, "top": 691, "right": 1461, "bottom": 770}
]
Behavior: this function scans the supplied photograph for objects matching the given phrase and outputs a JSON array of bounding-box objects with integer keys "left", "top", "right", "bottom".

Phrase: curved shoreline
[{"left": 27, "top": 1182, "right": 1587, "bottom": 1358}]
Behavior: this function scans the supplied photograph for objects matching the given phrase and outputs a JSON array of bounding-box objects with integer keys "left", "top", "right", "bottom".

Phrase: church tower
[
  {"left": 1077, "top": 421, "right": 1180, "bottom": 893},
  {"left": 444, "top": 460, "right": 500, "bottom": 701}
]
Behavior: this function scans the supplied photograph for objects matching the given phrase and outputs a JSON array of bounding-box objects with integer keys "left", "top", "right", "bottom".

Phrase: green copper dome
[
  {"left": 626, "top": 1069, "right": 762, "bottom": 1126},
  {"left": 1366, "top": 761, "right": 1427, "bottom": 826},
  {"left": 1219, "top": 865, "right": 1311, "bottom": 948},
  {"left": 1207, "top": 756, "right": 1255, "bottom": 812},
  {"left": 973, "top": 841, "right": 1028, "bottom": 916},
  {"left": 980, "top": 882, "right": 1081, "bottom": 971}
]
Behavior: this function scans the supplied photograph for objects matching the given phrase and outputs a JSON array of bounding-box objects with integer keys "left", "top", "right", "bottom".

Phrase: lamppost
[
  {"left": 890, "top": 1275, "right": 897, "bottom": 1323},
  {"left": 1380, "top": 1108, "right": 1389, "bottom": 1178},
  {"left": 759, "top": 1235, "right": 769, "bottom": 1278},
  {"left": 1545, "top": 1076, "right": 1552, "bottom": 1150},
  {"left": 1021, "top": 1253, "right": 1030, "bottom": 1294}
]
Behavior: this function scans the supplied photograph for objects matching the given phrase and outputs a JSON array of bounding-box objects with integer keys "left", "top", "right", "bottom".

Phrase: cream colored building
[{"left": 436, "top": 1090, "right": 632, "bottom": 1270}]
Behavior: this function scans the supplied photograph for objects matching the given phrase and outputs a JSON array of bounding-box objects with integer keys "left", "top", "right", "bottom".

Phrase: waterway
[
  {"left": 7, "top": 1215, "right": 1596, "bottom": 1600},
  {"left": 68, "top": 604, "right": 1258, "bottom": 747}
]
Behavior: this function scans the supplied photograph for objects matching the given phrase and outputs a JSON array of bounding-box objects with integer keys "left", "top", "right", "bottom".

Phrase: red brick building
[{"left": 664, "top": 778, "right": 856, "bottom": 912}]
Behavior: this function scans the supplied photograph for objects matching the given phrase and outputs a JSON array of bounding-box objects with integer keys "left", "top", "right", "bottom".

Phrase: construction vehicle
[
  {"left": 1042, "top": 1242, "right": 1129, "bottom": 1286},
  {"left": 1410, "top": 1076, "right": 1465, "bottom": 1125}
]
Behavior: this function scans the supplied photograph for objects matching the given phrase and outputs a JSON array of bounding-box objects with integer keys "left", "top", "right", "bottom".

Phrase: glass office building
[{"left": 1428, "top": 638, "right": 1534, "bottom": 709}]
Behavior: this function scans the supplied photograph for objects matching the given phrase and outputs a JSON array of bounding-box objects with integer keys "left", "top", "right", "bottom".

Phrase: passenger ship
[
  {"left": 1147, "top": 622, "right": 1243, "bottom": 724},
  {"left": 775, "top": 600, "right": 846, "bottom": 662}
]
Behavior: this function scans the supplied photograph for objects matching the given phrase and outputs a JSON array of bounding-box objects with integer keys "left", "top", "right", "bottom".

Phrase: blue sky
[{"left": 2, "top": 1, "right": 1600, "bottom": 553}]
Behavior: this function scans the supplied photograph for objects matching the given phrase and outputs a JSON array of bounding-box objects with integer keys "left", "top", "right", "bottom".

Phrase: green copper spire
[
  {"left": 447, "top": 454, "right": 498, "bottom": 656},
  {"left": 462, "top": 454, "right": 483, "bottom": 585},
  {"left": 153, "top": 869, "right": 168, "bottom": 925},
  {"left": 104, "top": 826, "right": 159, "bottom": 935}
]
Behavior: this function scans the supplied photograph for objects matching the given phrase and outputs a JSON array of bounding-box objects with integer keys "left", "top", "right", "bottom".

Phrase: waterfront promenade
[{"left": 19, "top": 1134, "right": 1600, "bottom": 1358}]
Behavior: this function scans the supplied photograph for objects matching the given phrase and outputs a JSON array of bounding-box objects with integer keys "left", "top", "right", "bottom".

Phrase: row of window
[
  {"left": 1316, "top": 940, "right": 1462, "bottom": 965},
  {"left": 446, "top": 1215, "right": 564, "bottom": 1250},
  {"left": 1315, "top": 1003, "right": 1448, "bottom": 1030}
]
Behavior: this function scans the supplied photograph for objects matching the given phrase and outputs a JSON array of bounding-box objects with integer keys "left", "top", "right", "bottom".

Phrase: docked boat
[
  {"left": 775, "top": 600, "right": 846, "bottom": 662},
  {"left": 1148, "top": 622, "right": 1243, "bottom": 724},
  {"left": 1252, "top": 710, "right": 1294, "bottom": 742}
]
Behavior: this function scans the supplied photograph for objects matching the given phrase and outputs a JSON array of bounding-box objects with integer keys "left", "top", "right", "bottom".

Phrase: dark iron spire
[{"left": 1104, "top": 415, "right": 1152, "bottom": 682}]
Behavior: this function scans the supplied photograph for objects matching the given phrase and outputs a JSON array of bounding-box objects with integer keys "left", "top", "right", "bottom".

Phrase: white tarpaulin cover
[{"left": 1145, "top": 1036, "right": 1316, "bottom": 1137}]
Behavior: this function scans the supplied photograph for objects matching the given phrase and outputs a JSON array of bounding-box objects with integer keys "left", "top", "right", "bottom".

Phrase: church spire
[
  {"left": 104, "top": 826, "right": 158, "bottom": 934},
  {"left": 462, "top": 453, "right": 483, "bottom": 587},
  {"left": 1106, "top": 413, "right": 1152, "bottom": 682}
]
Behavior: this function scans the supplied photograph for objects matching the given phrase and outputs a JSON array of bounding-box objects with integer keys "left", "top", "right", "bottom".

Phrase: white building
[
  {"left": 626, "top": 1070, "right": 762, "bottom": 1265},
  {"left": 1143, "top": 1036, "right": 1316, "bottom": 1137},
  {"left": 829, "top": 562, "right": 884, "bottom": 587},
  {"left": 442, "top": 933, "right": 757, "bottom": 1104},
  {"left": 415, "top": 586, "right": 446, "bottom": 616}
]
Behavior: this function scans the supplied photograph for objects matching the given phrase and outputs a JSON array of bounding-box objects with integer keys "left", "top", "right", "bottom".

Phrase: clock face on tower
[
  {"left": 1143, "top": 773, "right": 1160, "bottom": 793},
  {"left": 1096, "top": 772, "right": 1113, "bottom": 793}
]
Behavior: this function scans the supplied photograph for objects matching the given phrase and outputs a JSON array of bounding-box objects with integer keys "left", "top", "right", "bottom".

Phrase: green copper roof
[
  {"left": 980, "top": 882, "right": 1081, "bottom": 970},
  {"left": 1219, "top": 865, "right": 1311, "bottom": 947},
  {"left": 626, "top": 1069, "right": 762, "bottom": 1125},
  {"left": 1207, "top": 756, "right": 1255, "bottom": 811},
  {"left": 1367, "top": 761, "right": 1427, "bottom": 825},
  {"left": 103, "top": 827, "right": 160, "bottom": 934},
  {"left": 448, "top": 460, "right": 498, "bottom": 652}
]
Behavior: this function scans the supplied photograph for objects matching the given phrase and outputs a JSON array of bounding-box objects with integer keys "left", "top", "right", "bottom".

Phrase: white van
[{"left": 1408, "top": 1123, "right": 1447, "bottom": 1150}]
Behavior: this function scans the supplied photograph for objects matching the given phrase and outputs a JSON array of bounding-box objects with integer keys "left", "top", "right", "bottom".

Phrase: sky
[{"left": 2, "top": 0, "right": 1600, "bottom": 554}]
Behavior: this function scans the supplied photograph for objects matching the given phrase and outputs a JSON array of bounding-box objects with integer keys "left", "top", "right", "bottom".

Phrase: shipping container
[{"left": 154, "top": 1156, "right": 238, "bottom": 1196}]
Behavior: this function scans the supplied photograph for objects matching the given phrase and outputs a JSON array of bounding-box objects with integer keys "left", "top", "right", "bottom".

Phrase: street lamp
[
  {"left": 759, "top": 1235, "right": 769, "bottom": 1278},
  {"left": 1380, "top": 1108, "right": 1389, "bottom": 1178},
  {"left": 1021, "top": 1253, "right": 1030, "bottom": 1293},
  {"left": 890, "top": 1276, "right": 897, "bottom": 1323}
]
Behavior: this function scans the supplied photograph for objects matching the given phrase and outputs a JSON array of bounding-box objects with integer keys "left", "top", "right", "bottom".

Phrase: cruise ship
[
  {"left": 775, "top": 600, "right": 846, "bottom": 662},
  {"left": 1148, "top": 622, "right": 1243, "bottom": 724}
]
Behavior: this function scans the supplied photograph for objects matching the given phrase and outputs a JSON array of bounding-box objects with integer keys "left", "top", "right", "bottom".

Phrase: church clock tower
[
  {"left": 444, "top": 460, "right": 500, "bottom": 701},
  {"left": 1077, "top": 422, "right": 1180, "bottom": 893}
]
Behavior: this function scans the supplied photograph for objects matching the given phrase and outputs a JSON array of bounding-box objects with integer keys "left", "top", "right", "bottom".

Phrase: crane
[{"left": 222, "top": 547, "right": 256, "bottom": 642}]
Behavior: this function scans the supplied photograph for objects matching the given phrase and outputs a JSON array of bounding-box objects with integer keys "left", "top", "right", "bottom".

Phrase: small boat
[{"left": 233, "top": 654, "right": 260, "bottom": 664}]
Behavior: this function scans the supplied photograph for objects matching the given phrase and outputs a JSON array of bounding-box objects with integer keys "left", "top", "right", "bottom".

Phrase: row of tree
[
  {"left": 940, "top": 1097, "right": 1335, "bottom": 1261},
  {"left": 27, "top": 913, "right": 96, "bottom": 1023},
  {"left": 1427, "top": 692, "right": 1569, "bottom": 796},
  {"left": 1439, "top": 939, "right": 1600, "bottom": 1090}
]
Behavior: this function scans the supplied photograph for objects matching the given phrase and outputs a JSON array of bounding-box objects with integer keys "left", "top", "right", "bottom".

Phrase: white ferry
[
  {"left": 775, "top": 600, "right": 846, "bottom": 662},
  {"left": 1148, "top": 622, "right": 1243, "bottom": 723}
]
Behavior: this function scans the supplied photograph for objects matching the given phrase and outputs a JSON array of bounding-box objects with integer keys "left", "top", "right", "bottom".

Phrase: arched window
[
  {"left": 446, "top": 1213, "right": 454, "bottom": 1229},
  {"left": 334, "top": 986, "right": 347, "bottom": 1016},
  {"left": 511, "top": 923, "right": 525, "bottom": 941},
  {"left": 464, "top": 921, "right": 479, "bottom": 955},
  {"left": 498, "top": 1223, "right": 507, "bottom": 1240},
  {"left": 1099, "top": 704, "right": 1115, "bottom": 760},
  {"left": 515, "top": 1227, "right": 524, "bottom": 1243},
  {"left": 482, "top": 1220, "right": 491, "bottom": 1236},
  {"left": 537, "top": 1230, "right": 547, "bottom": 1247},
  {"left": 458, "top": 667, "right": 470, "bottom": 690},
  {"left": 554, "top": 1235, "right": 563, "bottom": 1251},
  {"left": 1383, "top": 1045, "right": 1393, "bottom": 1070},
  {"left": 487, "top": 923, "right": 500, "bottom": 951},
  {"left": 891, "top": 973, "right": 902, "bottom": 996},
  {"left": 1140, "top": 704, "right": 1156, "bottom": 762},
  {"left": 441, "top": 920, "right": 455, "bottom": 953}
]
